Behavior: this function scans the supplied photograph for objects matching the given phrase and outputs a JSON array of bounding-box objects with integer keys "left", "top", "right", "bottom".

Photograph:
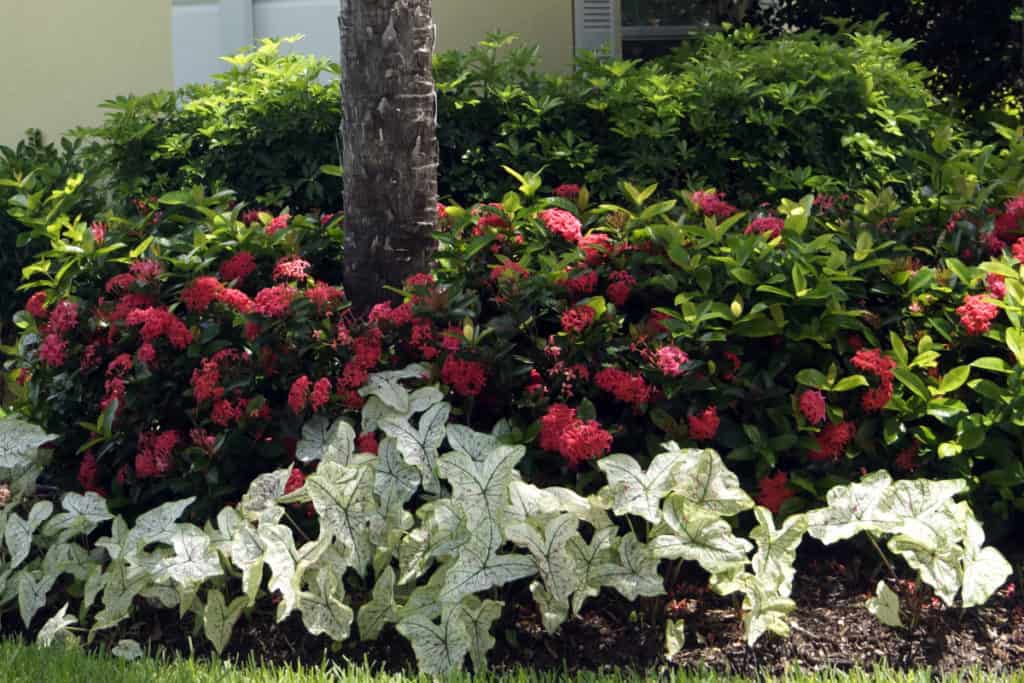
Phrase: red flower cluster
[
  {"left": 744, "top": 216, "right": 784, "bottom": 239},
  {"left": 441, "top": 356, "right": 487, "bottom": 397},
  {"left": 355, "top": 432, "right": 379, "bottom": 454},
  {"left": 956, "top": 294, "right": 999, "bottom": 335},
  {"left": 554, "top": 184, "right": 581, "bottom": 200},
  {"left": 595, "top": 367, "right": 652, "bottom": 405},
  {"left": 539, "top": 208, "right": 582, "bottom": 243},
  {"left": 77, "top": 452, "right": 105, "bottom": 495},
  {"left": 561, "top": 304, "right": 596, "bottom": 334},
  {"left": 288, "top": 376, "right": 311, "bottom": 414},
  {"left": 798, "top": 389, "right": 826, "bottom": 424},
  {"left": 538, "top": 403, "right": 612, "bottom": 467},
  {"left": 851, "top": 348, "right": 897, "bottom": 413},
  {"left": 994, "top": 194, "right": 1024, "bottom": 242},
  {"left": 284, "top": 467, "right": 306, "bottom": 494},
  {"left": 48, "top": 301, "right": 79, "bottom": 335},
  {"left": 1013, "top": 237, "right": 1024, "bottom": 264},
  {"left": 688, "top": 406, "right": 720, "bottom": 441},
  {"left": 579, "top": 232, "right": 613, "bottom": 266},
  {"left": 808, "top": 421, "right": 855, "bottom": 462},
  {"left": 895, "top": 442, "right": 919, "bottom": 472},
  {"left": 265, "top": 214, "right": 290, "bottom": 236},
  {"left": 253, "top": 284, "right": 296, "bottom": 318},
  {"left": 654, "top": 345, "right": 689, "bottom": 377},
  {"left": 124, "top": 307, "right": 193, "bottom": 349},
  {"left": 272, "top": 257, "right": 311, "bottom": 281},
  {"left": 25, "top": 291, "right": 48, "bottom": 319},
  {"left": 692, "top": 190, "right": 737, "bottom": 218},
  {"left": 219, "top": 251, "right": 258, "bottom": 283},
  {"left": 38, "top": 334, "right": 68, "bottom": 368},
  {"left": 564, "top": 269, "right": 598, "bottom": 298},
  {"left": 181, "top": 276, "right": 223, "bottom": 313},
  {"left": 755, "top": 471, "right": 795, "bottom": 513},
  {"left": 606, "top": 271, "right": 636, "bottom": 306},
  {"left": 135, "top": 430, "right": 179, "bottom": 479},
  {"left": 986, "top": 273, "right": 1007, "bottom": 299}
]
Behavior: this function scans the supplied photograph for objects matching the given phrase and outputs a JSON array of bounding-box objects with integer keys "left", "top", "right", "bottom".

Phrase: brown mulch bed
[{"left": 9, "top": 551, "right": 1022, "bottom": 676}]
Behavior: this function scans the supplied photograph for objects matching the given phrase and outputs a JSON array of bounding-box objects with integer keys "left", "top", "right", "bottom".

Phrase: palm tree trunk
[{"left": 339, "top": 0, "right": 438, "bottom": 313}]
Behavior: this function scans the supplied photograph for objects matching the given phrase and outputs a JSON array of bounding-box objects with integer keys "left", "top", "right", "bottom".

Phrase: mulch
[{"left": 9, "top": 548, "right": 1022, "bottom": 677}]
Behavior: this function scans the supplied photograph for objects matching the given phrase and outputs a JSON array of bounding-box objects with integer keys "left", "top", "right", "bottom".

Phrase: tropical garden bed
[{"left": 1, "top": 22, "right": 1024, "bottom": 680}]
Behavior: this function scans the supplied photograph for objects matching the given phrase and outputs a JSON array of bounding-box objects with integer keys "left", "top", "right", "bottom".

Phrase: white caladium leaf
[
  {"left": 506, "top": 481, "right": 603, "bottom": 528},
  {"left": 505, "top": 513, "right": 579, "bottom": 603},
  {"left": 600, "top": 532, "right": 665, "bottom": 602},
  {"left": 957, "top": 503, "right": 1012, "bottom": 608},
  {"left": 597, "top": 451, "right": 683, "bottom": 524},
  {"left": 749, "top": 508, "right": 806, "bottom": 596},
  {"left": 374, "top": 437, "right": 420, "bottom": 514},
  {"left": 0, "top": 416, "right": 55, "bottom": 469},
  {"left": 439, "top": 525, "right": 536, "bottom": 605},
  {"left": 203, "top": 588, "right": 247, "bottom": 655},
  {"left": 665, "top": 619, "right": 686, "bottom": 661},
  {"left": 239, "top": 470, "right": 290, "bottom": 524},
  {"left": 887, "top": 516, "right": 962, "bottom": 606},
  {"left": 295, "top": 416, "right": 361, "bottom": 465},
  {"left": 567, "top": 526, "right": 619, "bottom": 614},
  {"left": 259, "top": 524, "right": 330, "bottom": 621},
  {"left": 454, "top": 595, "right": 503, "bottom": 672},
  {"left": 126, "top": 497, "right": 196, "bottom": 548},
  {"left": 43, "top": 492, "right": 112, "bottom": 541},
  {"left": 357, "top": 566, "right": 397, "bottom": 640},
  {"left": 139, "top": 585, "right": 180, "bottom": 609},
  {"left": 670, "top": 446, "right": 755, "bottom": 516},
  {"left": 82, "top": 564, "right": 105, "bottom": 614},
  {"left": 446, "top": 425, "right": 500, "bottom": 462},
  {"left": 806, "top": 470, "right": 895, "bottom": 544},
  {"left": 398, "top": 500, "right": 466, "bottom": 585},
  {"left": 157, "top": 525, "right": 223, "bottom": 588},
  {"left": 380, "top": 402, "right": 450, "bottom": 495},
  {"left": 877, "top": 478, "right": 969, "bottom": 523},
  {"left": 112, "top": 639, "right": 144, "bottom": 661},
  {"left": 96, "top": 517, "right": 132, "bottom": 562},
  {"left": 397, "top": 566, "right": 449, "bottom": 622},
  {"left": 298, "top": 569, "right": 353, "bottom": 642},
  {"left": 305, "top": 461, "right": 377, "bottom": 573},
  {"left": 27, "top": 500, "right": 53, "bottom": 531},
  {"left": 867, "top": 580, "right": 902, "bottom": 628},
  {"left": 18, "top": 571, "right": 58, "bottom": 627},
  {"left": 735, "top": 572, "right": 796, "bottom": 646},
  {"left": 5, "top": 512, "right": 33, "bottom": 570},
  {"left": 360, "top": 374, "right": 411, "bottom": 414},
  {"left": 37, "top": 603, "right": 76, "bottom": 647},
  {"left": 530, "top": 579, "right": 569, "bottom": 634},
  {"left": 397, "top": 610, "right": 471, "bottom": 676},
  {"left": 43, "top": 542, "right": 91, "bottom": 581},
  {"left": 409, "top": 386, "right": 445, "bottom": 414},
  {"left": 439, "top": 444, "right": 524, "bottom": 530},
  {"left": 650, "top": 495, "right": 752, "bottom": 575}
]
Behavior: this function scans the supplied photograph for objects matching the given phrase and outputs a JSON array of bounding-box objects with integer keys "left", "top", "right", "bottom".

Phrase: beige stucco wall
[
  {"left": 434, "top": 0, "right": 574, "bottom": 73},
  {"left": 0, "top": 0, "right": 173, "bottom": 147}
]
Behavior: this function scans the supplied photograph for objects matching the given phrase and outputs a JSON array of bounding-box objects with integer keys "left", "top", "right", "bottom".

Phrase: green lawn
[{"left": 0, "top": 639, "right": 1021, "bottom": 683}]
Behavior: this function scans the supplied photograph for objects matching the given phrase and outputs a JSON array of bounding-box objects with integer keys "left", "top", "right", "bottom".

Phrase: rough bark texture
[{"left": 339, "top": 0, "right": 438, "bottom": 313}]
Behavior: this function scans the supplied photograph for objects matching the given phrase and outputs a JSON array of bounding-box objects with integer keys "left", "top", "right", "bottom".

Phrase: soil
[{"left": 10, "top": 549, "right": 1023, "bottom": 677}]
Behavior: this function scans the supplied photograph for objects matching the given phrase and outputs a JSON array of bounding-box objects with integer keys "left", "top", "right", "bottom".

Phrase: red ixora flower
[
  {"left": 538, "top": 403, "right": 613, "bottom": 467},
  {"left": 554, "top": 183, "right": 581, "bottom": 200},
  {"left": 1013, "top": 237, "right": 1024, "bottom": 264},
  {"left": 310, "top": 377, "right": 332, "bottom": 411},
  {"left": 895, "top": 442, "right": 920, "bottom": 472},
  {"left": 808, "top": 421, "right": 855, "bottom": 462},
  {"left": 798, "top": 389, "right": 826, "bottom": 424},
  {"left": 25, "top": 291, "right": 48, "bottom": 319},
  {"left": 986, "top": 273, "right": 1007, "bottom": 299},
  {"left": 180, "top": 276, "right": 223, "bottom": 313},
  {"left": 219, "top": 251, "right": 258, "bottom": 283},
  {"left": 284, "top": 467, "right": 306, "bottom": 494},
  {"left": 755, "top": 471, "right": 795, "bottom": 514},
  {"left": 288, "top": 375, "right": 311, "bottom": 414},
  {"left": 956, "top": 294, "right": 999, "bottom": 335},
  {"left": 38, "top": 334, "right": 68, "bottom": 367},
  {"left": 539, "top": 208, "right": 582, "bottom": 243},
  {"left": 655, "top": 345, "right": 689, "bottom": 377},
  {"left": 77, "top": 452, "right": 104, "bottom": 495},
  {"left": 561, "top": 304, "right": 596, "bottom": 334},
  {"left": 355, "top": 432, "right": 379, "bottom": 454},
  {"left": 688, "top": 406, "right": 720, "bottom": 441},
  {"left": 135, "top": 430, "right": 179, "bottom": 479},
  {"left": 595, "top": 367, "right": 652, "bottom": 405},
  {"left": 606, "top": 270, "right": 636, "bottom": 307},
  {"left": 265, "top": 214, "right": 291, "bottom": 236},
  {"left": 441, "top": 356, "right": 487, "bottom": 397},
  {"left": 272, "top": 257, "right": 311, "bottom": 281},
  {"left": 254, "top": 284, "right": 296, "bottom": 318},
  {"left": 48, "top": 300, "right": 79, "bottom": 335},
  {"left": 744, "top": 216, "right": 784, "bottom": 239},
  {"left": 692, "top": 190, "right": 737, "bottom": 218}
]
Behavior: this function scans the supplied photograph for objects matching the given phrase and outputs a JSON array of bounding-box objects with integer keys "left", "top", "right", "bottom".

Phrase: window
[{"left": 574, "top": 0, "right": 719, "bottom": 61}]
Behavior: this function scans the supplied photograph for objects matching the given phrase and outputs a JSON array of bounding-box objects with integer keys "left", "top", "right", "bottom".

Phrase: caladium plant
[{"left": 0, "top": 373, "right": 1014, "bottom": 673}]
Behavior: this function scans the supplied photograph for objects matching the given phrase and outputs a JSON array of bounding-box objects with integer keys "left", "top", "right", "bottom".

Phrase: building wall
[
  {"left": 0, "top": 0, "right": 173, "bottom": 147},
  {"left": 434, "top": 0, "right": 574, "bottom": 72},
  {"left": 1, "top": 1, "right": 572, "bottom": 146}
]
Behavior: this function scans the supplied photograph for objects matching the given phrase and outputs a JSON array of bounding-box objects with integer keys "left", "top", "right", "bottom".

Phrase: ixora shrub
[
  {"left": 69, "top": 27, "right": 955, "bottom": 208},
  {"left": 6, "top": 167, "right": 1024, "bottom": 535},
  {"left": 0, "top": 384, "right": 1012, "bottom": 672}
]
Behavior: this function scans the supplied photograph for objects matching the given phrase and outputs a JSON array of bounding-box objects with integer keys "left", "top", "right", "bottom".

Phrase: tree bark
[{"left": 339, "top": 0, "right": 438, "bottom": 314}]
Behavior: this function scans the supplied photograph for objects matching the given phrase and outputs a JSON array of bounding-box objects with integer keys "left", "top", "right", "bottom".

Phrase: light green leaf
[
  {"left": 665, "top": 619, "right": 686, "bottom": 661},
  {"left": 203, "top": 589, "right": 247, "bottom": 655},
  {"left": 37, "top": 603, "right": 76, "bottom": 647},
  {"left": 597, "top": 450, "right": 684, "bottom": 524},
  {"left": 735, "top": 572, "right": 796, "bottom": 646},
  {"left": 866, "top": 580, "right": 902, "bottom": 627},
  {"left": 357, "top": 566, "right": 397, "bottom": 640},
  {"left": 397, "top": 611, "right": 471, "bottom": 676},
  {"left": 936, "top": 366, "right": 971, "bottom": 395},
  {"left": 453, "top": 595, "right": 503, "bottom": 672},
  {"left": 957, "top": 503, "right": 1012, "bottom": 608},
  {"left": 650, "top": 496, "right": 752, "bottom": 574},
  {"left": 749, "top": 508, "right": 806, "bottom": 596},
  {"left": 670, "top": 446, "right": 755, "bottom": 516},
  {"left": 111, "top": 639, "right": 144, "bottom": 661},
  {"left": 0, "top": 416, "right": 55, "bottom": 468},
  {"left": 806, "top": 470, "right": 896, "bottom": 544}
]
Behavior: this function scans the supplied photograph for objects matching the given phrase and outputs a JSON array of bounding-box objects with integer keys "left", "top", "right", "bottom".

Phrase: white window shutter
[{"left": 573, "top": 0, "right": 621, "bottom": 59}]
